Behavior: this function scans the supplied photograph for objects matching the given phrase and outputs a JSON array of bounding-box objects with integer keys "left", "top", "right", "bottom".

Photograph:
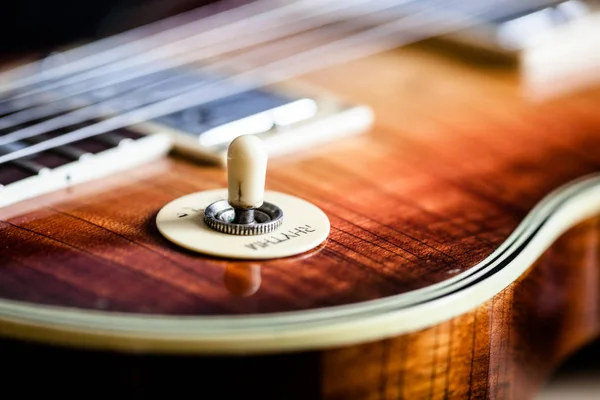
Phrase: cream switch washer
[{"left": 156, "top": 189, "right": 330, "bottom": 260}]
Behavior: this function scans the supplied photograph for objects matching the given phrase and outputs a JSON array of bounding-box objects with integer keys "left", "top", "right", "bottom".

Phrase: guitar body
[{"left": 1, "top": 44, "right": 600, "bottom": 398}]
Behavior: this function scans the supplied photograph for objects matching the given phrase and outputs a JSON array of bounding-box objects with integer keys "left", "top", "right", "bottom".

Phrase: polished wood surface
[
  {"left": 1, "top": 215, "right": 598, "bottom": 399},
  {"left": 0, "top": 46, "right": 599, "bottom": 315},
  {"left": 1, "top": 26, "right": 600, "bottom": 398}
]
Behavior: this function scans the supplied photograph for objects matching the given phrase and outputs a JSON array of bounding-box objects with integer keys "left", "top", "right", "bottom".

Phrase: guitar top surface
[{"left": 0, "top": 45, "right": 599, "bottom": 320}]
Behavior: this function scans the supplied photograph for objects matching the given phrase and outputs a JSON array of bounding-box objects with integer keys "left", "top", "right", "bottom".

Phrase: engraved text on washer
[{"left": 244, "top": 225, "right": 316, "bottom": 250}]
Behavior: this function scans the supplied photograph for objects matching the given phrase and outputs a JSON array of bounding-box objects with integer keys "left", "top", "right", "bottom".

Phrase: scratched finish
[
  {"left": 1, "top": 216, "right": 598, "bottom": 399},
  {"left": 0, "top": 45, "right": 600, "bottom": 315}
]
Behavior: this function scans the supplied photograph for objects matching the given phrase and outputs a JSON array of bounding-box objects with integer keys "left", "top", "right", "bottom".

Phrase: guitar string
[
  {"left": 0, "top": 0, "right": 408, "bottom": 116},
  {"left": 3, "top": 0, "right": 373, "bottom": 102},
  {"left": 0, "top": 0, "right": 418, "bottom": 135},
  {"left": 0, "top": 0, "right": 557, "bottom": 100},
  {"left": 0, "top": 14, "right": 394, "bottom": 148},
  {"left": 0, "top": 0, "right": 478, "bottom": 127},
  {"left": 1, "top": 0, "right": 542, "bottom": 120},
  {"left": 0, "top": 0, "right": 301, "bottom": 93},
  {"left": 0, "top": 0, "right": 557, "bottom": 165},
  {"left": 0, "top": 0, "right": 552, "bottom": 109},
  {"left": 0, "top": 0, "right": 383, "bottom": 95}
]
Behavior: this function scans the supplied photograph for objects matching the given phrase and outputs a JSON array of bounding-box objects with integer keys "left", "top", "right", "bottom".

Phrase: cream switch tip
[{"left": 227, "top": 134, "right": 268, "bottom": 209}]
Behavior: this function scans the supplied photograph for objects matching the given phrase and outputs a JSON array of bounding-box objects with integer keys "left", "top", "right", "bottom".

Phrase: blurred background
[
  {"left": 0, "top": 0, "right": 212, "bottom": 53},
  {"left": 537, "top": 340, "right": 600, "bottom": 400}
]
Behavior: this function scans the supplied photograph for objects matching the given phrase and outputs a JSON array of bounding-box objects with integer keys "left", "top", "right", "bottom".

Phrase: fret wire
[
  {"left": 0, "top": 0, "right": 403, "bottom": 115},
  {"left": 0, "top": 0, "right": 556, "bottom": 166}
]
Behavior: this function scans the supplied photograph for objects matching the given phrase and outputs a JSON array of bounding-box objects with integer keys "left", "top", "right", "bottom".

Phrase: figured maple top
[{"left": 1, "top": 44, "right": 600, "bottom": 316}]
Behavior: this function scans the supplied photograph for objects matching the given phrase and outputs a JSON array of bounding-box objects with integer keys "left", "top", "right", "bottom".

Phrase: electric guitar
[{"left": 0, "top": 1, "right": 600, "bottom": 398}]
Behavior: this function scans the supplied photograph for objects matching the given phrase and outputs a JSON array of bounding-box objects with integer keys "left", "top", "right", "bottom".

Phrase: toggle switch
[
  {"left": 203, "top": 135, "right": 283, "bottom": 235},
  {"left": 155, "top": 134, "right": 329, "bottom": 260}
]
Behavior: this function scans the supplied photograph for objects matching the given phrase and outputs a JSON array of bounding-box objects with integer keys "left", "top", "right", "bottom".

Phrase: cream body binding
[{"left": 0, "top": 173, "right": 599, "bottom": 354}]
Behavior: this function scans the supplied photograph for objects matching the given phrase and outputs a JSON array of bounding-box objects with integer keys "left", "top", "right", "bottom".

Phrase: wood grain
[
  {"left": 1, "top": 35, "right": 600, "bottom": 398},
  {"left": 1, "top": 215, "right": 598, "bottom": 399},
  {"left": 0, "top": 46, "right": 599, "bottom": 315}
]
